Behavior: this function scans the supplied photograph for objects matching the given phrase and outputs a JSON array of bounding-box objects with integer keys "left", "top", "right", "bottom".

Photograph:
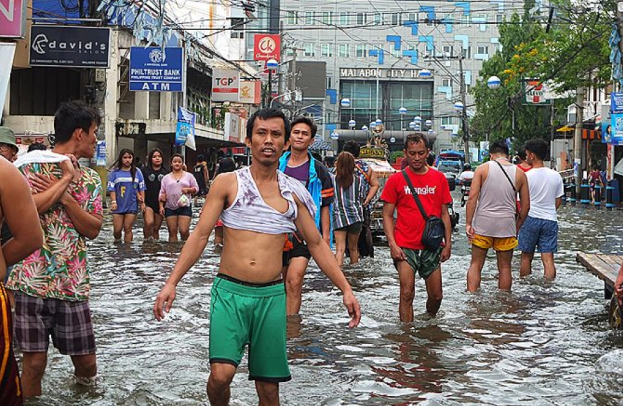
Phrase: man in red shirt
[{"left": 381, "top": 133, "right": 453, "bottom": 322}]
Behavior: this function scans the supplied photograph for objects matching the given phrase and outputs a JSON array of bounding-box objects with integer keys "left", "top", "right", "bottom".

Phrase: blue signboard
[
  {"left": 130, "top": 47, "right": 183, "bottom": 92},
  {"left": 175, "top": 107, "right": 195, "bottom": 146},
  {"left": 611, "top": 92, "right": 623, "bottom": 113},
  {"left": 611, "top": 113, "right": 623, "bottom": 146}
]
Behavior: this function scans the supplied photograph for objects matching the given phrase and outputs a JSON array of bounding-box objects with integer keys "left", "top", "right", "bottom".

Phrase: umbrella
[{"left": 309, "top": 137, "right": 332, "bottom": 151}]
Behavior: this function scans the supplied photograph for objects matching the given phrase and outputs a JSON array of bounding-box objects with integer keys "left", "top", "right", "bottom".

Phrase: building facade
[{"left": 276, "top": 0, "right": 522, "bottom": 152}]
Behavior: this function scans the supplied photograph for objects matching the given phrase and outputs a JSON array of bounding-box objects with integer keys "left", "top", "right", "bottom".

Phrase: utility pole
[
  {"left": 573, "top": 87, "right": 585, "bottom": 193},
  {"left": 458, "top": 55, "right": 470, "bottom": 164}
]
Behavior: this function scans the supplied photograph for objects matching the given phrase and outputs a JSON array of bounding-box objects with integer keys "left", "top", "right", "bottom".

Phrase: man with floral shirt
[{"left": 6, "top": 101, "right": 104, "bottom": 398}]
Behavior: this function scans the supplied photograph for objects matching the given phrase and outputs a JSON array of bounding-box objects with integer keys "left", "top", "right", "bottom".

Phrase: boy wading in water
[{"left": 154, "top": 109, "right": 361, "bottom": 406}]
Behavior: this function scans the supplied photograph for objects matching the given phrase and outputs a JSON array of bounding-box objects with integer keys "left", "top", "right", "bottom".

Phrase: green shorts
[
  {"left": 209, "top": 274, "right": 291, "bottom": 382},
  {"left": 394, "top": 247, "right": 442, "bottom": 279}
]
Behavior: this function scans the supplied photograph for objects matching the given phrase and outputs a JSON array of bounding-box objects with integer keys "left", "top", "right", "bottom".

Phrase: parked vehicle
[
  {"left": 437, "top": 160, "right": 461, "bottom": 191},
  {"left": 460, "top": 179, "right": 472, "bottom": 207},
  {"left": 358, "top": 156, "right": 398, "bottom": 238}
]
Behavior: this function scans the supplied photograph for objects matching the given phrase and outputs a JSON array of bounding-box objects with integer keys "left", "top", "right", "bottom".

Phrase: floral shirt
[{"left": 7, "top": 163, "right": 103, "bottom": 301}]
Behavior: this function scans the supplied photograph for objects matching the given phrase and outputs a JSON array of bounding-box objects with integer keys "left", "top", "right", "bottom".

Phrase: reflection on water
[{"left": 21, "top": 203, "right": 623, "bottom": 405}]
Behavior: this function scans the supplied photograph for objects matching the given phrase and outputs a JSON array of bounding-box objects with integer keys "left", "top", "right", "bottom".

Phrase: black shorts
[
  {"left": 145, "top": 200, "right": 160, "bottom": 213},
  {"left": 165, "top": 206, "right": 192, "bottom": 218},
  {"left": 283, "top": 234, "right": 311, "bottom": 266}
]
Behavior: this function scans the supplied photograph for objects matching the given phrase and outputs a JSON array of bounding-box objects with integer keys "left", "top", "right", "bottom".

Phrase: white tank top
[{"left": 220, "top": 167, "right": 316, "bottom": 234}]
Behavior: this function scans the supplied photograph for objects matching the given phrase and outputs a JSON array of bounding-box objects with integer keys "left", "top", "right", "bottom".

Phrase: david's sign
[{"left": 29, "top": 26, "right": 111, "bottom": 68}]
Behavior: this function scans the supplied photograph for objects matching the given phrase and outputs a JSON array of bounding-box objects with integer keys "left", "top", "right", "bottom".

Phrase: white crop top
[{"left": 220, "top": 167, "right": 317, "bottom": 234}]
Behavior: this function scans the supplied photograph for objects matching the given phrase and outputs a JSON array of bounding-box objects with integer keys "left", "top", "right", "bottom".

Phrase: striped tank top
[
  {"left": 332, "top": 174, "right": 365, "bottom": 229},
  {"left": 220, "top": 167, "right": 317, "bottom": 234}
]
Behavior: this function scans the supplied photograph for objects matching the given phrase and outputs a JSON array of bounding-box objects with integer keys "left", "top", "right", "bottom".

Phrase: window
[
  {"left": 326, "top": 77, "right": 332, "bottom": 89},
  {"left": 478, "top": 14, "right": 487, "bottom": 31},
  {"left": 391, "top": 13, "right": 400, "bottom": 26},
  {"left": 374, "top": 12, "right": 381, "bottom": 25},
  {"left": 321, "top": 43, "right": 333, "bottom": 57},
  {"left": 441, "top": 78, "right": 452, "bottom": 87},
  {"left": 322, "top": 11, "right": 333, "bottom": 25},
  {"left": 356, "top": 44, "right": 366, "bottom": 58},
  {"left": 441, "top": 116, "right": 455, "bottom": 126},
  {"left": 305, "top": 11, "right": 314, "bottom": 25},
  {"left": 230, "top": 31, "right": 243, "bottom": 39},
  {"left": 442, "top": 45, "right": 453, "bottom": 57},
  {"left": 476, "top": 45, "right": 488, "bottom": 55},
  {"left": 496, "top": 14, "right": 503, "bottom": 23},
  {"left": 339, "top": 44, "right": 350, "bottom": 57},
  {"left": 460, "top": 14, "right": 470, "bottom": 25},
  {"left": 287, "top": 11, "right": 298, "bottom": 24},
  {"left": 461, "top": 47, "right": 471, "bottom": 59},
  {"left": 340, "top": 12, "right": 349, "bottom": 25},
  {"left": 356, "top": 12, "right": 365, "bottom": 25},
  {"left": 408, "top": 13, "right": 417, "bottom": 22},
  {"left": 304, "top": 43, "right": 315, "bottom": 57}
]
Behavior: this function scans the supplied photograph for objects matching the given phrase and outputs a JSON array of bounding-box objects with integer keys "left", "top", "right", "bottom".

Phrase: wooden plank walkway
[{"left": 576, "top": 253, "right": 623, "bottom": 291}]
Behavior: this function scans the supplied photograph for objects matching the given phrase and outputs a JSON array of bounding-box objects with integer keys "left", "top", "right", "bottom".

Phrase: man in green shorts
[
  {"left": 154, "top": 108, "right": 361, "bottom": 406},
  {"left": 381, "top": 133, "right": 453, "bottom": 322}
]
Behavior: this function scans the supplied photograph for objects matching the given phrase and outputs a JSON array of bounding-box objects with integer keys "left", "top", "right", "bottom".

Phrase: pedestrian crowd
[{"left": 0, "top": 104, "right": 569, "bottom": 406}]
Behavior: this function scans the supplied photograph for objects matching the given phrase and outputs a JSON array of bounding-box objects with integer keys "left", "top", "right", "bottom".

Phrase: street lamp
[
  {"left": 487, "top": 76, "right": 501, "bottom": 90},
  {"left": 425, "top": 119, "right": 433, "bottom": 128},
  {"left": 399, "top": 107, "right": 407, "bottom": 131},
  {"left": 330, "top": 130, "right": 339, "bottom": 140},
  {"left": 340, "top": 98, "right": 351, "bottom": 108},
  {"left": 409, "top": 121, "right": 416, "bottom": 130},
  {"left": 348, "top": 119, "right": 356, "bottom": 128},
  {"left": 419, "top": 69, "right": 432, "bottom": 78},
  {"left": 375, "top": 118, "right": 382, "bottom": 126}
]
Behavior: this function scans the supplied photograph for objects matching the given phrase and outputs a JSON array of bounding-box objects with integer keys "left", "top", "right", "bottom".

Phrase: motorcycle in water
[
  {"left": 460, "top": 179, "right": 472, "bottom": 207},
  {"left": 448, "top": 202, "right": 459, "bottom": 231}
]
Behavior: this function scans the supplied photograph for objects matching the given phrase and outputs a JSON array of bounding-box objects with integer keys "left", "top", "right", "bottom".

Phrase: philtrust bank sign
[{"left": 340, "top": 68, "right": 428, "bottom": 79}]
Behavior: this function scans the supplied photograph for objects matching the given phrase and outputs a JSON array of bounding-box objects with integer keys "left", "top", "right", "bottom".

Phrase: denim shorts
[
  {"left": 518, "top": 216, "right": 558, "bottom": 253},
  {"left": 164, "top": 206, "right": 192, "bottom": 218}
]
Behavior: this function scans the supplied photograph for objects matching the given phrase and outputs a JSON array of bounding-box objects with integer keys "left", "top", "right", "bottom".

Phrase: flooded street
[{"left": 24, "top": 194, "right": 623, "bottom": 406}]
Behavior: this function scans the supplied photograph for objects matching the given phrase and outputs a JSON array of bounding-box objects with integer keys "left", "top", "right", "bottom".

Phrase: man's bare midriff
[{"left": 219, "top": 227, "right": 286, "bottom": 284}]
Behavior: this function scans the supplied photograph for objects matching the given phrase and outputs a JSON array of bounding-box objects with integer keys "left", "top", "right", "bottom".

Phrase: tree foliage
[{"left": 470, "top": 0, "right": 612, "bottom": 149}]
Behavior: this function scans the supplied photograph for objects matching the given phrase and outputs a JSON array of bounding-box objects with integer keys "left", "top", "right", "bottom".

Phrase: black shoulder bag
[{"left": 401, "top": 170, "right": 445, "bottom": 251}]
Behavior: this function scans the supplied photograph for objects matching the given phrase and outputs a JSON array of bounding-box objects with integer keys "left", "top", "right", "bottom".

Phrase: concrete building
[
  {"left": 3, "top": 0, "right": 258, "bottom": 171},
  {"left": 273, "top": 1, "right": 523, "bottom": 153}
]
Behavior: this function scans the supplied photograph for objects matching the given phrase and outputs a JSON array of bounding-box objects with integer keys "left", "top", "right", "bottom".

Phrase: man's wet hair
[
  {"left": 291, "top": 116, "right": 317, "bottom": 138},
  {"left": 404, "top": 132, "right": 427, "bottom": 149},
  {"left": 524, "top": 138, "right": 549, "bottom": 161},
  {"left": 342, "top": 140, "right": 361, "bottom": 158},
  {"left": 53, "top": 101, "right": 101, "bottom": 145},
  {"left": 517, "top": 148, "right": 527, "bottom": 160},
  {"left": 489, "top": 140, "right": 509, "bottom": 156},
  {"left": 246, "top": 109, "right": 291, "bottom": 142}
]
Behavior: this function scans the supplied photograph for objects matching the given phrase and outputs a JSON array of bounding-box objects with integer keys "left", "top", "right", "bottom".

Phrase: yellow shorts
[{"left": 471, "top": 234, "right": 517, "bottom": 252}]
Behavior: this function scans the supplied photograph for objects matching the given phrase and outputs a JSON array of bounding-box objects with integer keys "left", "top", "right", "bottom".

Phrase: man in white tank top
[
  {"left": 518, "top": 139, "right": 564, "bottom": 280},
  {"left": 466, "top": 141, "right": 530, "bottom": 292},
  {"left": 153, "top": 109, "right": 361, "bottom": 406}
]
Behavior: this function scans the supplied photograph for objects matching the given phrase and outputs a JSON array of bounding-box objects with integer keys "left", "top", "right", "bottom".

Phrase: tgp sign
[
  {"left": 212, "top": 69, "right": 239, "bottom": 102},
  {"left": 0, "top": 0, "right": 27, "bottom": 38},
  {"left": 253, "top": 34, "right": 280, "bottom": 62}
]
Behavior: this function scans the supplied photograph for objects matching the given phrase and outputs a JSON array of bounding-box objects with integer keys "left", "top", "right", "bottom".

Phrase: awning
[
  {"left": 309, "top": 137, "right": 332, "bottom": 151},
  {"left": 556, "top": 125, "right": 574, "bottom": 132}
]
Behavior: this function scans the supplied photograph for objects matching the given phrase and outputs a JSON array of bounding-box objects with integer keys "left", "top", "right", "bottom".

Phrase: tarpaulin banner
[{"left": 176, "top": 107, "right": 195, "bottom": 147}]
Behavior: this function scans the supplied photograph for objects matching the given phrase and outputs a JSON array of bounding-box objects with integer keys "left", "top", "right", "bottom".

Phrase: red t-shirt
[{"left": 381, "top": 168, "right": 453, "bottom": 249}]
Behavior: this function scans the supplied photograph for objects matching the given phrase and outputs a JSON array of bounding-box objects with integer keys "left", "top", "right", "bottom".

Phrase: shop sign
[
  {"left": 212, "top": 69, "right": 239, "bottom": 102},
  {"left": 176, "top": 107, "right": 195, "bottom": 147},
  {"left": 238, "top": 80, "right": 261, "bottom": 104},
  {"left": 359, "top": 147, "right": 385, "bottom": 158},
  {"left": 130, "top": 47, "right": 183, "bottom": 92},
  {"left": 339, "top": 68, "right": 427, "bottom": 79},
  {"left": 29, "top": 26, "right": 110, "bottom": 68},
  {"left": 0, "top": 43, "right": 15, "bottom": 108},
  {"left": 522, "top": 80, "right": 552, "bottom": 105},
  {"left": 224, "top": 112, "right": 240, "bottom": 143},
  {"left": 602, "top": 102, "right": 612, "bottom": 144},
  {"left": 611, "top": 92, "right": 623, "bottom": 113},
  {"left": 610, "top": 112, "right": 623, "bottom": 146},
  {"left": 0, "top": 0, "right": 27, "bottom": 38},
  {"left": 253, "top": 34, "right": 280, "bottom": 61}
]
